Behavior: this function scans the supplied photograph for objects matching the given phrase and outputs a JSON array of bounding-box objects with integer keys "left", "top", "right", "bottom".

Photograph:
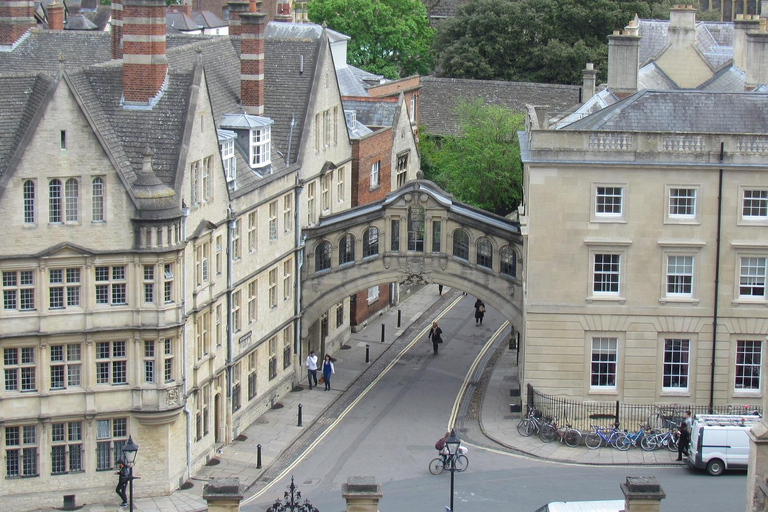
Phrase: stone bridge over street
[{"left": 300, "top": 180, "right": 524, "bottom": 338}]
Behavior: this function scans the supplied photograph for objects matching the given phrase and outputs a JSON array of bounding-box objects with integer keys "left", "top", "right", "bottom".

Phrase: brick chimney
[
  {"left": 240, "top": 1, "right": 266, "bottom": 115},
  {"left": 122, "top": 0, "right": 168, "bottom": 107},
  {"left": 582, "top": 62, "right": 596, "bottom": 102},
  {"left": 48, "top": 2, "right": 64, "bottom": 30},
  {"left": 111, "top": 0, "right": 123, "bottom": 59},
  {"left": 733, "top": 15, "right": 760, "bottom": 71},
  {"left": 0, "top": 0, "right": 35, "bottom": 49},
  {"left": 745, "top": 19, "right": 768, "bottom": 90},
  {"left": 275, "top": 0, "right": 291, "bottom": 21},
  {"left": 607, "top": 26, "right": 640, "bottom": 99},
  {"left": 226, "top": 0, "right": 250, "bottom": 36}
]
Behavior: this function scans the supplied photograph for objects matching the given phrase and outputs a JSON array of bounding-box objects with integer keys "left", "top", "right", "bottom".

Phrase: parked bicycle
[
  {"left": 641, "top": 428, "right": 678, "bottom": 452},
  {"left": 429, "top": 450, "right": 469, "bottom": 475},
  {"left": 517, "top": 407, "right": 547, "bottom": 437},
  {"left": 648, "top": 405, "right": 684, "bottom": 430},
  {"left": 584, "top": 424, "right": 624, "bottom": 449},
  {"left": 614, "top": 424, "right": 648, "bottom": 451},
  {"left": 539, "top": 417, "right": 582, "bottom": 447}
]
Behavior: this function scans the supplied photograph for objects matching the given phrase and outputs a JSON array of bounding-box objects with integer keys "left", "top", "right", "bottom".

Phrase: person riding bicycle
[{"left": 435, "top": 430, "right": 451, "bottom": 464}]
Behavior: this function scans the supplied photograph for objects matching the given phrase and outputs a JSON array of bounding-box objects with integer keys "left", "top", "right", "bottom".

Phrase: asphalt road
[{"left": 243, "top": 296, "right": 746, "bottom": 512}]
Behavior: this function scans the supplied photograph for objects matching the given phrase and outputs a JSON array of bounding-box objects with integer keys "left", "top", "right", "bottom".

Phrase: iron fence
[{"left": 527, "top": 384, "right": 762, "bottom": 433}]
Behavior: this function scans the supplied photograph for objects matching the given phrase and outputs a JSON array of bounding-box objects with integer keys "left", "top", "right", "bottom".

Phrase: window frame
[
  {"left": 588, "top": 336, "right": 619, "bottom": 392},
  {"left": 92, "top": 177, "right": 105, "bottom": 222},
  {"left": 250, "top": 126, "right": 271, "bottom": 168},
  {"left": 586, "top": 242, "right": 629, "bottom": 303},
  {"left": 738, "top": 186, "right": 768, "bottom": 226},
  {"left": 735, "top": 339, "right": 763, "bottom": 394},
  {"left": 339, "top": 234, "right": 355, "bottom": 265},
  {"left": 363, "top": 227, "right": 379, "bottom": 258},
  {"left": 23, "top": 180, "right": 35, "bottom": 224},
  {"left": 664, "top": 185, "right": 700, "bottom": 224},
  {"left": 500, "top": 246, "right": 517, "bottom": 278},
  {"left": 476, "top": 238, "right": 493, "bottom": 269},
  {"left": 370, "top": 160, "right": 380, "bottom": 189},
  {"left": 315, "top": 241, "right": 331, "bottom": 272},
  {"left": 661, "top": 338, "right": 691, "bottom": 394},
  {"left": 590, "top": 183, "right": 627, "bottom": 223},
  {"left": 452, "top": 229, "right": 469, "bottom": 261},
  {"left": 736, "top": 254, "right": 767, "bottom": 302}
]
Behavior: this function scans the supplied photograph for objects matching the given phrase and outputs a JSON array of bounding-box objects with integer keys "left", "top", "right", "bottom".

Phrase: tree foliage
[
  {"left": 420, "top": 100, "right": 524, "bottom": 215},
  {"left": 434, "top": 0, "right": 681, "bottom": 85},
  {"left": 308, "top": 0, "right": 434, "bottom": 79}
]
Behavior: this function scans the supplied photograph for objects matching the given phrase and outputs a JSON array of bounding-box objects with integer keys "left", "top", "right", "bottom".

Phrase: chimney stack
[
  {"left": 48, "top": 2, "right": 64, "bottom": 30},
  {"left": 240, "top": 1, "right": 266, "bottom": 115},
  {"left": 0, "top": 0, "right": 35, "bottom": 49},
  {"left": 733, "top": 15, "right": 760, "bottom": 71},
  {"left": 122, "top": 0, "right": 168, "bottom": 107},
  {"left": 275, "top": 0, "right": 291, "bottom": 22},
  {"left": 582, "top": 62, "right": 596, "bottom": 102},
  {"left": 227, "top": 0, "right": 250, "bottom": 36},
  {"left": 607, "top": 27, "right": 640, "bottom": 99},
  {"left": 745, "top": 22, "right": 768, "bottom": 90},
  {"left": 111, "top": 0, "right": 123, "bottom": 59},
  {"left": 667, "top": 5, "right": 697, "bottom": 47}
]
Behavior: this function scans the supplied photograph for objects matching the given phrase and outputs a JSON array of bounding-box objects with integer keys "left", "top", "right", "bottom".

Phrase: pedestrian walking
[
  {"left": 474, "top": 298, "right": 485, "bottom": 325},
  {"left": 115, "top": 460, "right": 130, "bottom": 508},
  {"left": 321, "top": 354, "right": 335, "bottom": 391},
  {"left": 306, "top": 351, "right": 318, "bottom": 389},
  {"left": 677, "top": 410, "right": 692, "bottom": 461},
  {"left": 428, "top": 322, "right": 443, "bottom": 354},
  {"left": 438, "top": 284, "right": 443, "bottom": 295}
]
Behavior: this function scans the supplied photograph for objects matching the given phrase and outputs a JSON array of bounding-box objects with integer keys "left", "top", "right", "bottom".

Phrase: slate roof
[
  {"left": 193, "top": 11, "right": 226, "bottom": 29},
  {"left": 638, "top": 19, "right": 733, "bottom": 69},
  {"left": 420, "top": 76, "right": 581, "bottom": 136},
  {"left": 0, "top": 73, "right": 55, "bottom": 182},
  {"left": 341, "top": 99, "right": 396, "bottom": 128},
  {"left": 637, "top": 62, "right": 678, "bottom": 91},
  {"left": 167, "top": 12, "right": 200, "bottom": 32},
  {"left": 336, "top": 67, "right": 368, "bottom": 96},
  {"left": 562, "top": 90, "right": 768, "bottom": 134},
  {"left": 65, "top": 14, "right": 98, "bottom": 30},
  {"left": 0, "top": 30, "right": 112, "bottom": 75}
]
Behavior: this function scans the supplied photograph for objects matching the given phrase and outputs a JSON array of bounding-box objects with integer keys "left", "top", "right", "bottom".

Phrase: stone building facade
[{"left": 0, "top": 2, "right": 352, "bottom": 508}]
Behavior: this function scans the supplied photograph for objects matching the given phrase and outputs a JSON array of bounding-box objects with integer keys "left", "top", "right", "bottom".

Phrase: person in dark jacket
[
  {"left": 677, "top": 410, "right": 692, "bottom": 461},
  {"left": 115, "top": 460, "right": 130, "bottom": 507},
  {"left": 474, "top": 299, "right": 485, "bottom": 325},
  {"left": 321, "top": 354, "right": 335, "bottom": 391},
  {"left": 428, "top": 322, "right": 443, "bottom": 354}
]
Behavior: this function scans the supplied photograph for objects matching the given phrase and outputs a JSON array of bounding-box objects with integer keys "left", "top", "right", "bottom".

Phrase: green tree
[
  {"left": 434, "top": 0, "right": 680, "bottom": 85},
  {"left": 420, "top": 100, "right": 524, "bottom": 215},
  {"left": 308, "top": 0, "right": 434, "bottom": 79}
]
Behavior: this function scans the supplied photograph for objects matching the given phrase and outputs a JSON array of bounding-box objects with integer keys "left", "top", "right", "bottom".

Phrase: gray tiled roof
[
  {"left": 637, "top": 62, "right": 677, "bottom": 91},
  {"left": 336, "top": 67, "right": 368, "bottom": 97},
  {"left": 193, "top": 11, "right": 226, "bottom": 29},
  {"left": 562, "top": 90, "right": 768, "bottom": 134},
  {"left": 699, "top": 66, "right": 746, "bottom": 91},
  {"left": 638, "top": 19, "right": 733, "bottom": 69},
  {"left": 0, "top": 73, "right": 55, "bottom": 181},
  {"left": 420, "top": 76, "right": 580, "bottom": 136},
  {"left": 65, "top": 14, "right": 98, "bottom": 30},
  {"left": 167, "top": 12, "right": 201, "bottom": 32},
  {"left": 0, "top": 30, "right": 112, "bottom": 75},
  {"left": 341, "top": 99, "right": 396, "bottom": 128}
]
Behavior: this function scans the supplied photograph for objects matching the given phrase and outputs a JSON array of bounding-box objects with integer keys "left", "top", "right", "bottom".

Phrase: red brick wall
[
  {"left": 351, "top": 285, "right": 391, "bottom": 327},
  {"left": 0, "top": 0, "right": 35, "bottom": 46},
  {"left": 111, "top": 0, "right": 123, "bottom": 59},
  {"left": 366, "top": 76, "right": 420, "bottom": 129},
  {"left": 351, "top": 127, "right": 392, "bottom": 207},
  {"left": 240, "top": 11, "right": 265, "bottom": 113},
  {"left": 226, "top": 0, "right": 249, "bottom": 36},
  {"left": 123, "top": 0, "right": 167, "bottom": 103},
  {"left": 48, "top": 2, "right": 64, "bottom": 30}
]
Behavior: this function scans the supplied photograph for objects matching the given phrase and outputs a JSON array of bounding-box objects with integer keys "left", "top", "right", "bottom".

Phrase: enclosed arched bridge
[{"left": 300, "top": 181, "right": 524, "bottom": 338}]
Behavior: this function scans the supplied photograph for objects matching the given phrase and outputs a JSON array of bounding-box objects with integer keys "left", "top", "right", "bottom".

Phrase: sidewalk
[{"left": 42, "top": 285, "right": 680, "bottom": 512}]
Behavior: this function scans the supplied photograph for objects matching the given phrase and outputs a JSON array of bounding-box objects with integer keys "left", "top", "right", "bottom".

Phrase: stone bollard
[
  {"left": 342, "top": 476, "right": 383, "bottom": 512},
  {"left": 204, "top": 477, "right": 245, "bottom": 512},
  {"left": 620, "top": 476, "right": 665, "bottom": 512}
]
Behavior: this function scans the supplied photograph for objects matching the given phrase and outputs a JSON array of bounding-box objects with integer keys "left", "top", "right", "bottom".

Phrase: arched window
[
  {"left": 339, "top": 234, "right": 355, "bottom": 265},
  {"left": 477, "top": 238, "right": 493, "bottom": 268},
  {"left": 49, "top": 179, "right": 62, "bottom": 223},
  {"left": 407, "top": 205, "right": 424, "bottom": 251},
  {"left": 453, "top": 229, "right": 469, "bottom": 260},
  {"left": 65, "top": 178, "right": 79, "bottom": 222},
  {"left": 363, "top": 227, "right": 379, "bottom": 257},
  {"left": 23, "top": 180, "right": 35, "bottom": 224},
  {"left": 92, "top": 177, "right": 105, "bottom": 222},
  {"left": 315, "top": 241, "right": 331, "bottom": 272},
  {"left": 500, "top": 246, "right": 516, "bottom": 277}
]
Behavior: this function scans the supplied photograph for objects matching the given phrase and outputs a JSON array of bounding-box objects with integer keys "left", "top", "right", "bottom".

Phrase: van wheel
[{"left": 707, "top": 458, "right": 724, "bottom": 476}]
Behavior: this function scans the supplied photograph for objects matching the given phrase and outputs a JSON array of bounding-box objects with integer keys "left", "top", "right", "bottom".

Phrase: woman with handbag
[
  {"left": 321, "top": 355, "right": 335, "bottom": 391},
  {"left": 428, "top": 322, "right": 443, "bottom": 355},
  {"left": 474, "top": 298, "right": 485, "bottom": 325}
]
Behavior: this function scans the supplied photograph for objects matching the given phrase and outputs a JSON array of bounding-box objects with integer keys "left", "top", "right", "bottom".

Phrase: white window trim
[
  {"left": 590, "top": 183, "right": 627, "bottom": 223},
  {"left": 250, "top": 127, "right": 271, "bottom": 168},
  {"left": 659, "top": 336, "right": 693, "bottom": 396},
  {"left": 585, "top": 333, "right": 622, "bottom": 395},
  {"left": 585, "top": 241, "right": 630, "bottom": 303},
  {"left": 733, "top": 337, "right": 763, "bottom": 397},
  {"left": 664, "top": 184, "right": 700, "bottom": 225},
  {"left": 733, "top": 248, "right": 768, "bottom": 304},
  {"left": 370, "top": 161, "right": 380, "bottom": 189},
  {"left": 738, "top": 186, "right": 768, "bottom": 226},
  {"left": 658, "top": 244, "right": 702, "bottom": 304},
  {"left": 367, "top": 285, "right": 380, "bottom": 305}
]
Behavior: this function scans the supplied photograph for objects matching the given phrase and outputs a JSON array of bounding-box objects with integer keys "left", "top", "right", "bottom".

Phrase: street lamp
[
  {"left": 122, "top": 436, "right": 139, "bottom": 512},
  {"left": 445, "top": 429, "right": 460, "bottom": 512}
]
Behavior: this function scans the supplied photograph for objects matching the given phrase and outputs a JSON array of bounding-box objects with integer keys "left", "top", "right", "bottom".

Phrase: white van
[
  {"left": 686, "top": 414, "right": 761, "bottom": 475},
  {"left": 534, "top": 501, "right": 624, "bottom": 512}
]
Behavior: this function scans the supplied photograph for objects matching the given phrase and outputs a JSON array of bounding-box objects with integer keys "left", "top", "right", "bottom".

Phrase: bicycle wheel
[
  {"left": 539, "top": 424, "right": 557, "bottom": 443},
  {"left": 517, "top": 419, "right": 532, "bottom": 437},
  {"left": 454, "top": 455, "right": 469, "bottom": 472},
  {"left": 667, "top": 434, "right": 679, "bottom": 452},
  {"left": 614, "top": 433, "right": 632, "bottom": 451},
  {"left": 429, "top": 458, "right": 444, "bottom": 475},
  {"left": 585, "top": 432, "right": 602, "bottom": 449},
  {"left": 564, "top": 428, "right": 582, "bottom": 447},
  {"left": 640, "top": 435, "right": 656, "bottom": 451}
]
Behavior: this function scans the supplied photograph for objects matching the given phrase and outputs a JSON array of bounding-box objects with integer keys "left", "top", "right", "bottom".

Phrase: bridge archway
[{"left": 300, "top": 181, "right": 524, "bottom": 338}]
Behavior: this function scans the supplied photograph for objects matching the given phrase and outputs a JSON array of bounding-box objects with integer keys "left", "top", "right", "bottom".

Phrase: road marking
[
  {"left": 447, "top": 321, "right": 509, "bottom": 431},
  {"left": 243, "top": 294, "right": 465, "bottom": 504}
]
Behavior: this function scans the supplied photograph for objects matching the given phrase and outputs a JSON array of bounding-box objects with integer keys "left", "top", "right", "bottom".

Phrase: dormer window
[
  {"left": 218, "top": 129, "right": 237, "bottom": 183},
  {"left": 251, "top": 126, "right": 271, "bottom": 168}
]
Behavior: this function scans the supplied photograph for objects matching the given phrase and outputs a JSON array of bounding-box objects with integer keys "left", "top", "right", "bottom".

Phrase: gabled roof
[
  {"left": 561, "top": 90, "right": 768, "bottom": 134},
  {"left": 0, "top": 73, "right": 56, "bottom": 187},
  {"left": 637, "top": 19, "right": 733, "bottom": 69},
  {"left": 420, "top": 76, "right": 580, "bottom": 136},
  {"left": 341, "top": 98, "right": 397, "bottom": 128},
  {"left": 167, "top": 12, "right": 200, "bottom": 32},
  {"left": 193, "top": 11, "right": 225, "bottom": 29},
  {"left": 65, "top": 14, "right": 98, "bottom": 30}
]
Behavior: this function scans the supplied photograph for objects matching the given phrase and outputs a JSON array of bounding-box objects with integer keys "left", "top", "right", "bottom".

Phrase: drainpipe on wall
[
  {"left": 709, "top": 143, "right": 725, "bottom": 413},
  {"left": 180, "top": 204, "right": 193, "bottom": 479},
  {"left": 226, "top": 205, "right": 235, "bottom": 439},
  {"left": 294, "top": 174, "right": 304, "bottom": 365}
]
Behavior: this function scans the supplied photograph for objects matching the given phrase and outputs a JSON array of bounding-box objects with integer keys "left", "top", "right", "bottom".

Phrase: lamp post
[
  {"left": 122, "top": 436, "right": 139, "bottom": 512},
  {"left": 445, "top": 429, "right": 460, "bottom": 512}
]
